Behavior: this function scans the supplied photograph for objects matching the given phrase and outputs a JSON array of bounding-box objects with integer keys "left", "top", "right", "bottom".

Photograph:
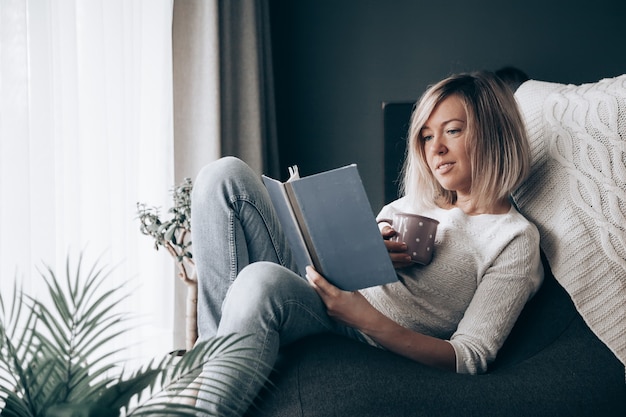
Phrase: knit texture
[
  {"left": 361, "top": 199, "right": 543, "bottom": 374},
  {"left": 512, "top": 75, "right": 626, "bottom": 367}
]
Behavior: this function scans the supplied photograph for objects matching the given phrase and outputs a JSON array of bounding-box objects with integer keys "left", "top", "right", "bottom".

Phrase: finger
[
  {"left": 380, "top": 225, "right": 396, "bottom": 239},
  {"left": 385, "top": 239, "right": 407, "bottom": 253},
  {"left": 306, "top": 266, "right": 340, "bottom": 297},
  {"left": 305, "top": 265, "right": 325, "bottom": 289},
  {"left": 392, "top": 260, "right": 413, "bottom": 269},
  {"left": 390, "top": 251, "right": 412, "bottom": 263}
]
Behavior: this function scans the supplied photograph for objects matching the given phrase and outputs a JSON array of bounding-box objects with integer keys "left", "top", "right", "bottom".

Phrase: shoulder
[
  {"left": 376, "top": 196, "right": 420, "bottom": 219},
  {"left": 486, "top": 208, "right": 544, "bottom": 293},
  {"left": 505, "top": 206, "right": 541, "bottom": 244},
  {"left": 485, "top": 208, "right": 541, "bottom": 265}
]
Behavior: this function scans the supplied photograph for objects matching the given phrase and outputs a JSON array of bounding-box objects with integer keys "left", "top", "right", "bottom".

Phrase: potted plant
[
  {"left": 0, "top": 252, "right": 267, "bottom": 416},
  {"left": 136, "top": 178, "right": 198, "bottom": 350}
]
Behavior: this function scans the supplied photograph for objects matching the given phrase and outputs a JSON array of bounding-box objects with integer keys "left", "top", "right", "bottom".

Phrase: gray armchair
[{"left": 248, "top": 78, "right": 626, "bottom": 416}]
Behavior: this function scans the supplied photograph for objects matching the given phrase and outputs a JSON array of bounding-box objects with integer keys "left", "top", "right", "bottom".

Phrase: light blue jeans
[{"left": 191, "top": 157, "right": 367, "bottom": 416}]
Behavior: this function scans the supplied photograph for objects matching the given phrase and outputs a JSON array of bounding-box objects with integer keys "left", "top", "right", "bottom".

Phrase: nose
[{"left": 428, "top": 134, "right": 448, "bottom": 155}]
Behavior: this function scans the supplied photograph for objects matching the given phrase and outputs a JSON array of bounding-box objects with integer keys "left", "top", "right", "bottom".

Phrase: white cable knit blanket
[{"left": 512, "top": 75, "right": 626, "bottom": 367}]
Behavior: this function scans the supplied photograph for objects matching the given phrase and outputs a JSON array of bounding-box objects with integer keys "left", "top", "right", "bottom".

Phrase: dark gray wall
[{"left": 270, "top": 0, "right": 626, "bottom": 211}]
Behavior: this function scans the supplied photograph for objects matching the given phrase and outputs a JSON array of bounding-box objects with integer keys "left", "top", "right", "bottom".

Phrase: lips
[{"left": 436, "top": 162, "right": 455, "bottom": 174}]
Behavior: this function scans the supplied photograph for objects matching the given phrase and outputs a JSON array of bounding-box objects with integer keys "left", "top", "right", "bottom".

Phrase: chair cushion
[{"left": 249, "top": 262, "right": 626, "bottom": 416}]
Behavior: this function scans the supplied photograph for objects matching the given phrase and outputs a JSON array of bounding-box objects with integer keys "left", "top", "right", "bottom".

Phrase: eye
[
  {"left": 421, "top": 134, "right": 433, "bottom": 142},
  {"left": 446, "top": 128, "right": 461, "bottom": 135}
]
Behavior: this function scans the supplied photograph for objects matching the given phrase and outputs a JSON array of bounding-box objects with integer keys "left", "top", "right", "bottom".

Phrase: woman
[{"left": 191, "top": 71, "right": 543, "bottom": 415}]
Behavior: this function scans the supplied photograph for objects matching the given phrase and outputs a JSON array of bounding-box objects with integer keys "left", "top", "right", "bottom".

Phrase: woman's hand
[
  {"left": 305, "top": 266, "right": 383, "bottom": 329},
  {"left": 381, "top": 225, "right": 413, "bottom": 269},
  {"left": 306, "top": 265, "right": 456, "bottom": 372}
]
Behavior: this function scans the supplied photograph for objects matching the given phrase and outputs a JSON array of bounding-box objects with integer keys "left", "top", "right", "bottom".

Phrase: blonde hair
[{"left": 400, "top": 71, "right": 531, "bottom": 211}]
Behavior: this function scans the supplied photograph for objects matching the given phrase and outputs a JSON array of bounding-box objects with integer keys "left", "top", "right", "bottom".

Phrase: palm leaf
[
  {"left": 1, "top": 252, "right": 272, "bottom": 417},
  {"left": 126, "top": 334, "right": 270, "bottom": 417}
]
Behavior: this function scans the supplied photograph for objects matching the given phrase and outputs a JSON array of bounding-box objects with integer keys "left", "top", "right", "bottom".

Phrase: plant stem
[
  {"left": 185, "top": 277, "right": 198, "bottom": 351},
  {"left": 162, "top": 240, "right": 198, "bottom": 350}
]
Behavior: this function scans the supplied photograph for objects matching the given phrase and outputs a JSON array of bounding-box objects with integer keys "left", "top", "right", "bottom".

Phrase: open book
[{"left": 262, "top": 164, "right": 398, "bottom": 291}]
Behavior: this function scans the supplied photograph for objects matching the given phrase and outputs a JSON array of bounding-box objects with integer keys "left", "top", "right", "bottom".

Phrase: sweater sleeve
[{"left": 448, "top": 225, "right": 543, "bottom": 374}]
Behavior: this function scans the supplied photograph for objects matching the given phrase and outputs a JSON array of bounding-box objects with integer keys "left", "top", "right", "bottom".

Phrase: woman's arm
[{"left": 306, "top": 266, "right": 456, "bottom": 372}]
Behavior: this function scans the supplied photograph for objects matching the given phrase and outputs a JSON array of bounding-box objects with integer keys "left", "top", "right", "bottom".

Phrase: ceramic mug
[{"left": 380, "top": 213, "right": 439, "bottom": 265}]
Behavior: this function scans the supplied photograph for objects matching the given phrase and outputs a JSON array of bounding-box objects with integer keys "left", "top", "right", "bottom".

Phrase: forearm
[
  {"left": 360, "top": 312, "right": 457, "bottom": 372},
  {"left": 306, "top": 266, "right": 456, "bottom": 372}
]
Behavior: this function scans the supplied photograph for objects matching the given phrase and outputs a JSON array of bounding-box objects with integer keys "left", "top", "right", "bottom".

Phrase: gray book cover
[{"left": 263, "top": 165, "right": 397, "bottom": 291}]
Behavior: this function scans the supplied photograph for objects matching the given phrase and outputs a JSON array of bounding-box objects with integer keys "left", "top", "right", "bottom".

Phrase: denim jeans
[{"left": 191, "top": 157, "right": 366, "bottom": 416}]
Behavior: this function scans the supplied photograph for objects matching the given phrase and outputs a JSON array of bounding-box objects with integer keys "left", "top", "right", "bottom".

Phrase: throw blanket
[{"left": 513, "top": 75, "right": 626, "bottom": 367}]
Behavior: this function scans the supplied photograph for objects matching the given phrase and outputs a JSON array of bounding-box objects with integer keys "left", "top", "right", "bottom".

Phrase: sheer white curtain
[{"left": 0, "top": 0, "right": 178, "bottom": 360}]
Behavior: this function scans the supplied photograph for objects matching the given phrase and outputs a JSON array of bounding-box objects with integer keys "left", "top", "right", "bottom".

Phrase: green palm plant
[{"left": 0, "top": 253, "right": 267, "bottom": 417}]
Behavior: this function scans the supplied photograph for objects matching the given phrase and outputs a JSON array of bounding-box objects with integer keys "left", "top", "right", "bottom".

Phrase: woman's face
[{"left": 420, "top": 95, "right": 472, "bottom": 200}]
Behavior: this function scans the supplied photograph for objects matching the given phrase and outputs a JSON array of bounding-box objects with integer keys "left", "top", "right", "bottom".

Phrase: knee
[
  {"left": 192, "top": 156, "right": 256, "bottom": 202},
  {"left": 233, "top": 262, "right": 291, "bottom": 301},
  {"left": 223, "top": 262, "right": 298, "bottom": 318},
  {"left": 197, "top": 157, "right": 249, "bottom": 181}
]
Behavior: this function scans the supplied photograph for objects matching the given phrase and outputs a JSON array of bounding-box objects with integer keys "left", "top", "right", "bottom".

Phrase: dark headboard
[{"left": 382, "top": 101, "right": 415, "bottom": 204}]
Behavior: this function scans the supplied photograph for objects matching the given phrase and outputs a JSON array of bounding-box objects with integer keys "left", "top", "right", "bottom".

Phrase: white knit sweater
[{"left": 359, "top": 197, "right": 543, "bottom": 374}]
